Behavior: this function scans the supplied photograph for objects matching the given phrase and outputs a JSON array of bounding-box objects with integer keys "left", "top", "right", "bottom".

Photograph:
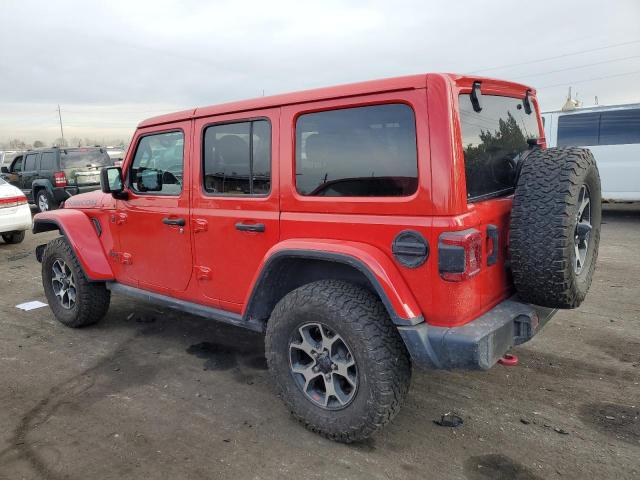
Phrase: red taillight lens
[
  {"left": 0, "top": 195, "right": 28, "bottom": 208},
  {"left": 54, "top": 171, "right": 67, "bottom": 187},
  {"left": 438, "top": 228, "right": 482, "bottom": 281}
]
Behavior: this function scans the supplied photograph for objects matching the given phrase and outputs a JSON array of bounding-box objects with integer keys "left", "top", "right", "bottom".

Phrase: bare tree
[{"left": 33, "top": 140, "right": 45, "bottom": 148}]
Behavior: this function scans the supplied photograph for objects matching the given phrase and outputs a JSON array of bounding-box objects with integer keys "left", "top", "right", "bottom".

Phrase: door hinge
[
  {"left": 111, "top": 212, "right": 128, "bottom": 225},
  {"left": 192, "top": 218, "right": 208, "bottom": 233},
  {"left": 194, "top": 265, "right": 211, "bottom": 280}
]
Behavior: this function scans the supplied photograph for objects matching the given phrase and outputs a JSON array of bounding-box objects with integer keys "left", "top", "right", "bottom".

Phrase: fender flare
[
  {"left": 31, "top": 179, "right": 55, "bottom": 198},
  {"left": 32, "top": 209, "right": 114, "bottom": 281},
  {"left": 244, "top": 239, "right": 424, "bottom": 326}
]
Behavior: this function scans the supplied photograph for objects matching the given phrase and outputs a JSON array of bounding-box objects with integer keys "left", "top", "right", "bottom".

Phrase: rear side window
[
  {"left": 295, "top": 104, "right": 418, "bottom": 197},
  {"left": 557, "top": 113, "right": 600, "bottom": 146},
  {"left": 129, "top": 131, "right": 184, "bottom": 196},
  {"left": 599, "top": 109, "right": 640, "bottom": 145},
  {"left": 40, "top": 152, "right": 56, "bottom": 170},
  {"left": 24, "top": 154, "right": 38, "bottom": 171},
  {"left": 459, "top": 94, "right": 540, "bottom": 201},
  {"left": 203, "top": 119, "right": 271, "bottom": 195}
]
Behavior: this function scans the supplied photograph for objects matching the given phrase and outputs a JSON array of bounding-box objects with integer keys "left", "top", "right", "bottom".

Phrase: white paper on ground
[{"left": 16, "top": 301, "right": 48, "bottom": 311}]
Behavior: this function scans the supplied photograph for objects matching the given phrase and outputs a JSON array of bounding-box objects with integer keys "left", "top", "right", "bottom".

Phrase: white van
[{"left": 542, "top": 103, "right": 640, "bottom": 201}]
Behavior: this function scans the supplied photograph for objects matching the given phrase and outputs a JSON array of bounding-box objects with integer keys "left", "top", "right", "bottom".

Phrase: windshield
[
  {"left": 459, "top": 94, "right": 540, "bottom": 201},
  {"left": 60, "top": 149, "right": 112, "bottom": 169}
]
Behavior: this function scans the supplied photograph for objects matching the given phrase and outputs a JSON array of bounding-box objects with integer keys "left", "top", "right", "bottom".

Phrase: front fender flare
[
  {"left": 244, "top": 239, "right": 423, "bottom": 326},
  {"left": 33, "top": 209, "right": 114, "bottom": 281}
]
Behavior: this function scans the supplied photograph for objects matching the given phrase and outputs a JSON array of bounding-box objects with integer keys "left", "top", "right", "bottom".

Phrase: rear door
[
  {"left": 114, "top": 123, "right": 193, "bottom": 293},
  {"left": 191, "top": 108, "right": 280, "bottom": 311}
]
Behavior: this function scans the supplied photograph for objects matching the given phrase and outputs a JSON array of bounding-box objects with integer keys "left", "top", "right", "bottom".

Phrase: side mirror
[
  {"left": 137, "top": 168, "right": 163, "bottom": 192},
  {"left": 100, "top": 166, "right": 127, "bottom": 199},
  {"left": 0, "top": 166, "right": 8, "bottom": 173}
]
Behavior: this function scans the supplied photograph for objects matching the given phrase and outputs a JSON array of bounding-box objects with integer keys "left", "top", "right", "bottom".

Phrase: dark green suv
[{"left": 0, "top": 147, "right": 113, "bottom": 212}]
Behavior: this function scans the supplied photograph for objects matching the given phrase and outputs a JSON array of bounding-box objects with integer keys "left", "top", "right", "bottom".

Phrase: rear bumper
[
  {"left": 398, "top": 296, "right": 556, "bottom": 370},
  {"left": 0, "top": 204, "right": 32, "bottom": 234}
]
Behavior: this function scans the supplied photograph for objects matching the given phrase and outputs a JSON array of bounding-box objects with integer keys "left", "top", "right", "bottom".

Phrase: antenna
[
  {"left": 57, "top": 104, "right": 65, "bottom": 142},
  {"left": 595, "top": 96, "right": 599, "bottom": 105}
]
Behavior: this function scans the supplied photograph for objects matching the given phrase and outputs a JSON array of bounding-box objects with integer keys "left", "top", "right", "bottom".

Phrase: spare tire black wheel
[{"left": 510, "top": 147, "right": 601, "bottom": 309}]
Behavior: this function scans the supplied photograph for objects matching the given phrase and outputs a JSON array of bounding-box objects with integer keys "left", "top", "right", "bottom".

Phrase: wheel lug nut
[
  {"left": 325, "top": 374, "right": 331, "bottom": 380},
  {"left": 332, "top": 363, "right": 338, "bottom": 370},
  {"left": 313, "top": 366, "right": 319, "bottom": 373}
]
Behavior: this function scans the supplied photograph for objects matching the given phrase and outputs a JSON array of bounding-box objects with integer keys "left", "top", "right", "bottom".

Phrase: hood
[{"left": 62, "top": 190, "right": 116, "bottom": 210}]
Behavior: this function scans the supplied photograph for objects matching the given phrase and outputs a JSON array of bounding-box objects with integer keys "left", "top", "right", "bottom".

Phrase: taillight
[
  {"left": 438, "top": 229, "right": 482, "bottom": 281},
  {"left": 0, "top": 195, "right": 28, "bottom": 209},
  {"left": 54, "top": 171, "right": 67, "bottom": 187}
]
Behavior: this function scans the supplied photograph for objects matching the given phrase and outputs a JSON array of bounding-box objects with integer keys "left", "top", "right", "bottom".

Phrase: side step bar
[{"left": 106, "top": 282, "right": 265, "bottom": 333}]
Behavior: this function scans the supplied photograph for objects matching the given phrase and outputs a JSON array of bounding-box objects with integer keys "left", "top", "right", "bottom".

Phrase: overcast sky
[{"left": 1, "top": 0, "right": 639, "bottom": 144}]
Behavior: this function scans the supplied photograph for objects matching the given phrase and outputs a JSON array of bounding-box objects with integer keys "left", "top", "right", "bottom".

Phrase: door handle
[
  {"left": 235, "top": 222, "right": 265, "bottom": 232},
  {"left": 162, "top": 217, "right": 185, "bottom": 226}
]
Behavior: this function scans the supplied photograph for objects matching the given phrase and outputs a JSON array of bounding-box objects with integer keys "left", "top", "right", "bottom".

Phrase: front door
[
  {"left": 191, "top": 109, "right": 280, "bottom": 310},
  {"left": 114, "top": 123, "right": 193, "bottom": 293},
  {"left": 21, "top": 152, "right": 40, "bottom": 200}
]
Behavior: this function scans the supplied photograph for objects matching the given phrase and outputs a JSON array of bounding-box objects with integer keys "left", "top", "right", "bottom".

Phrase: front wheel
[
  {"left": 41, "top": 237, "right": 110, "bottom": 327},
  {"left": 265, "top": 280, "right": 411, "bottom": 443}
]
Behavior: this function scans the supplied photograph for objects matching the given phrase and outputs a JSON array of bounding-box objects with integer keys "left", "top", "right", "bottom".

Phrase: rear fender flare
[
  {"left": 244, "top": 239, "right": 423, "bottom": 326},
  {"left": 32, "top": 209, "right": 114, "bottom": 281},
  {"left": 31, "top": 179, "right": 55, "bottom": 198}
]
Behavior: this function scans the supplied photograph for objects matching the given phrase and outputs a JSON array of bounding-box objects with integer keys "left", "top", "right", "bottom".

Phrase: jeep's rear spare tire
[{"left": 510, "top": 147, "right": 601, "bottom": 309}]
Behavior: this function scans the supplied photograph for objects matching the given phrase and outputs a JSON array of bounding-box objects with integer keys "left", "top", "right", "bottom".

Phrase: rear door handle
[
  {"left": 162, "top": 217, "right": 185, "bottom": 226},
  {"left": 235, "top": 222, "right": 265, "bottom": 232}
]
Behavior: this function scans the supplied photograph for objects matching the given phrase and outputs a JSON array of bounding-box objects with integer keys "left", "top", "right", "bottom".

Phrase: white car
[{"left": 0, "top": 177, "right": 32, "bottom": 244}]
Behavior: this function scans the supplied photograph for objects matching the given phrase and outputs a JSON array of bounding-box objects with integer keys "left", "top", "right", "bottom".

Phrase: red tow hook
[{"left": 498, "top": 353, "right": 519, "bottom": 366}]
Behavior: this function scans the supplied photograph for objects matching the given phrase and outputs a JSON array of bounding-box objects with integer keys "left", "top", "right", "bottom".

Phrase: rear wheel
[
  {"left": 265, "top": 280, "right": 411, "bottom": 443},
  {"left": 2, "top": 231, "right": 25, "bottom": 244},
  {"left": 36, "top": 189, "right": 56, "bottom": 212},
  {"left": 510, "top": 147, "right": 601, "bottom": 308},
  {"left": 41, "top": 237, "right": 110, "bottom": 327}
]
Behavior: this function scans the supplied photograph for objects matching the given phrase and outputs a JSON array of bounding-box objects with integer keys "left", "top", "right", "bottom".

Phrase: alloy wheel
[
  {"left": 51, "top": 259, "right": 76, "bottom": 309},
  {"left": 289, "top": 322, "right": 358, "bottom": 410},
  {"left": 574, "top": 184, "right": 592, "bottom": 274}
]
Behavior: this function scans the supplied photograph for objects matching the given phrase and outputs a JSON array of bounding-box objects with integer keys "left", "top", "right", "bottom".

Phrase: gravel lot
[{"left": 0, "top": 205, "right": 638, "bottom": 480}]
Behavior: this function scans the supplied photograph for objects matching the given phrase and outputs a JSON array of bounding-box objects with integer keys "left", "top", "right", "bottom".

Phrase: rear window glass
[
  {"left": 295, "top": 104, "right": 417, "bottom": 197},
  {"left": 60, "top": 149, "right": 112, "bottom": 169},
  {"left": 459, "top": 94, "right": 540, "bottom": 201}
]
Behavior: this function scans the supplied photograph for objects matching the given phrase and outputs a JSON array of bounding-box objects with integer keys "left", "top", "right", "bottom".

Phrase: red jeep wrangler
[{"left": 33, "top": 74, "right": 601, "bottom": 442}]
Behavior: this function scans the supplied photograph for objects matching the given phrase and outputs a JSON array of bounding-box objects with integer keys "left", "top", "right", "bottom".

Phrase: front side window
[
  {"left": 459, "top": 94, "right": 540, "bottom": 201},
  {"left": 129, "top": 131, "right": 184, "bottom": 195},
  {"left": 24, "top": 154, "right": 38, "bottom": 171},
  {"left": 12, "top": 157, "right": 23, "bottom": 172},
  {"left": 295, "top": 104, "right": 418, "bottom": 197},
  {"left": 203, "top": 119, "right": 271, "bottom": 195}
]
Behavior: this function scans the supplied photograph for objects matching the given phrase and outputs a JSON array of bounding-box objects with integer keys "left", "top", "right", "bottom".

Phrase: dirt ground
[{"left": 0, "top": 205, "right": 638, "bottom": 480}]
